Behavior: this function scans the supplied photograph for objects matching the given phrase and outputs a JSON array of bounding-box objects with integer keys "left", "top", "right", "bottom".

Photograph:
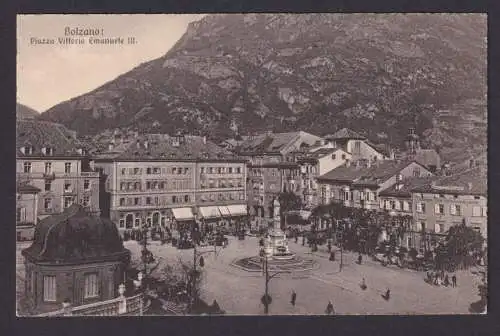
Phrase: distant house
[
  {"left": 410, "top": 166, "right": 487, "bottom": 251},
  {"left": 290, "top": 147, "right": 352, "bottom": 208},
  {"left": 324, "top": 128, "right": 393, "bottom": 161},
  {"left": 21, "top": 205, "right": 131, "bottom": 315},
  {"left": 316, "top": 160, "right": 433, "bottom": 210}
]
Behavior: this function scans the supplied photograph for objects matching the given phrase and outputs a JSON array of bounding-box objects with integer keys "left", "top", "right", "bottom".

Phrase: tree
[
  {"left": 469, "top": 272, "right": 487, "bottom": 314},
  {"left": 445, "top": 222, "right": 485, "bottom": 270}
]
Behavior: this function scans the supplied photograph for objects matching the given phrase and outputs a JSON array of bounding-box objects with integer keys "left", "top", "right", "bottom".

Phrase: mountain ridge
[{"left": 39, "top": 14, "right": 487, "bottom": 154}]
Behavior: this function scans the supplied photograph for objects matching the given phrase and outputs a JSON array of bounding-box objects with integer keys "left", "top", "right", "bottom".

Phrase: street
[{"left": 121, "top": 235, "right": 484, "bottom": 315}]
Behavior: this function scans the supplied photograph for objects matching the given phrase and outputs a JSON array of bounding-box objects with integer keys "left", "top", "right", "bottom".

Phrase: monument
[{"left": 264, "top": 198, "right": 293, "bottom": 259}]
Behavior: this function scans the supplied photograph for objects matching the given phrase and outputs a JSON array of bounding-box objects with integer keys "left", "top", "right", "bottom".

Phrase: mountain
[
  {"left": 39, "top": 14, "right": 487, "bottom": 154},
  {"left": 17, "top": 103, "right": 39, "bottom": 120}
]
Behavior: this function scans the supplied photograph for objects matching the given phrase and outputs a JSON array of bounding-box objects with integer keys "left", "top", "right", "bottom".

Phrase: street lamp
[{"left": 260, "top": 242, "right": 290, "bottom": 315}]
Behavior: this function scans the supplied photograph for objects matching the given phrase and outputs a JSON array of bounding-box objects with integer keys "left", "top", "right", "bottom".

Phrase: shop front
[{"left": 198, "top": 206, "right": 223, "bottom": 234}]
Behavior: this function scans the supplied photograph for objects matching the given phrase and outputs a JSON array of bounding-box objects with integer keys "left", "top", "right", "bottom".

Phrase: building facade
[
  {"left": 16, "top": 183, "right": 41, "bottom": 241},
  {"left": 93, "top": 134, "right": 248, "bottom": 235},
  {"left": 236, "top": 131, "right": 323, "bottom": 220},
  {"left": 16, "top": 120, "right": 101, "bottom": 229},
  {"left": 411, "top": 166, "right": 487, "bottom": 251},
  {"left": 317, "top": 160, "right": 433, "bottom": 210}
]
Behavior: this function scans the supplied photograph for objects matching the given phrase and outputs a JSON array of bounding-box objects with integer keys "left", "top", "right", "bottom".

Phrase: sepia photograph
[{"left": 16, "top": 13, "right": 487, "bottom": 316}]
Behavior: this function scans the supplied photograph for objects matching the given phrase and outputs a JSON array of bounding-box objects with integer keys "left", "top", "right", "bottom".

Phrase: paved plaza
[{"left": 120, "top": 236, "right": 484, "bottom": 315}]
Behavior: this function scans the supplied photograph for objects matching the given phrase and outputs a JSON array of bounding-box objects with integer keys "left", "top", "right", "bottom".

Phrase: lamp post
[
  {"left": 260, "top": 244, "right": 290, "bottom": 315},
  {"left": 338, "top": 219, "right": 344, "bottom": 272}
]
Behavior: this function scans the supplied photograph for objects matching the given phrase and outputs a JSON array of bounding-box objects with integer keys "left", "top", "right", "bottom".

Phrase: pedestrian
[
  {"left": 358, "top": 254, "right": 363, "bottom": 265},
  {"left": 329, "top": 251, "right": 336, "bottom": 261},
  {"left": 291, "top": 290, "right": 297, "bottom": 306},
  {"left": 434, "top": 272, "right": 439, "bottom": 286},
  {"left": 327, "top": 242, "right": 332, "bottom": 253},
  {"left": 382, "top": 288, "right": 391, "bottom": 301},
  {"left": 360, "top": 277, "right": 367, "bottom": 290},
  {"left": 444, "top": 274, "right": 449, "bottom": 287},
  {"left": 440, "top": 269, "right": 445, "bottom": 280},
  {"left": 302, "top": 236, "right": 305, "bottom": 246},
  {"left": 452, "top": 274, "right": 457, "bottom": 287},
  {"left": 325, "top": 301, "right": 334, "bottom": 315},
  {"left": 295, "top": 235, "right": 298, "bottom": 244}
]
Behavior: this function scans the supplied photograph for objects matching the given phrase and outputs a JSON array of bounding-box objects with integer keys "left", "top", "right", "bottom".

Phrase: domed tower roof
[{"left": 22, "top": 204, "right": 130, "bottom": 264}]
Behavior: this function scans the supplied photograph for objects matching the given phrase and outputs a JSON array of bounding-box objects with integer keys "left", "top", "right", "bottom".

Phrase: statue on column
[{"left": 273, "top": 198, "right": 281, "bottom": 230}]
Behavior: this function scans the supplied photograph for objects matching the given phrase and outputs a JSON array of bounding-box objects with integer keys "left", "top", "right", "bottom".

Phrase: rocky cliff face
[{"left": 40, "top": 14, "right": 487, "bottom": 152}]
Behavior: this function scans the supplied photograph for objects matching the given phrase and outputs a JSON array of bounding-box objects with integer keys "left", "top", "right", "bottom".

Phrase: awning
[
  {"left": 171, "top": 207, "right": 194, "bottom": 221},
  {"left": 198, "top": 206, "right": 221, "bottom": 219},
  {"left": 218, "top": 206, "right": 231, "bottom": 217},
  {"left": 226, "top": 204, "right": 248, "bottom": 216}
]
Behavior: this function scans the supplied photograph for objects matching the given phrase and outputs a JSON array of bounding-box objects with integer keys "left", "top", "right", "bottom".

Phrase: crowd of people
[{"left": 426, "top": 270, "right": 458, "bottom": 287}]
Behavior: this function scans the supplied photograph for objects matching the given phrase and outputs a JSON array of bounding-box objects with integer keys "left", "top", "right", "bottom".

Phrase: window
[
  {"left": 154, "top": 167, "right": 161, "bottom": 175},
  {"left": 236, "top": 167, "right": 241, "bottom": 174},
  {"left": 379, "top": 199, "right": 384, "bottom": 209},
  {"left": 172, "top": 196, "right": 177, "bottom": 203},
  {"left": 23, "top": 146, "right": 34, "bottom": 155},
  {"left": 44, "top": 180, "right": 52, "bottom": 191},
  {"left": 84, "top": 273, "right": 99, "bottom": 299},
  {"left": 83, "top": 195, "right": 90, "bottom": 207},
  {"left": 44, "top": 162, "right": 52, "bottom": 174},
  {"left": 435, "top": 223, "right": 444, "bottom": 234},
  {"left": 43, "top": 275, "right": 56, "bottom": 302},
  {"left": 64, "top": 182, "right": 72, "bottom": 192},
  {"left": 354, "top": 141, "right": 361, "bottom": 153},
  {"left": 413, "top": 168, "right": 420, "bottom": 177},
  {"left": 450, "top": 204, "right": 461, "bottom": 216},
  {"left": 119, "top": 219, "right": 125, "bottom": 228},
  {"left": 83, "top": 179, "right": 90, "bottom": 190},
  {"left": 184, "top": 168, "right": 189, "bottom": 174},
  {"left": 201, "top": 167, "right": 205, "bottom": 174},
  {"left": 16, "top": 208, "right": 26, "bottom": 222},
  {"left": 135, "top": 218, "right": 141, "bottom": 227},
  {"left": 416, "top": 202, "right": 425, "bottom": 213},
  {"left": 395, "top": 200, "right": 401, "bottom": 210},
  {"left": 121, "top": 168, "right": 126, "bottom": 175},
  {"left": 134, "top": 197, "right": 140, "bottom": 205},
  {"left": 134, "top": 168, "right": 140, "bottom": 175},
  {"left": 228, "top": 167, "right": 233, "bottom": 174},
  {"left": 44, "top": 147, "right": 54, "bottom": 155},
  {"left": 416, "top": 221, "right": 423, "bottom": 232},
  {"left": 44, "top": 198, "right": 52, "bottom": 209},
  {"left": 184, "top": 195, "right": 189, "bottom": 203},
  {"left": 146, "top": 197, "right": 152, "bottom": 205},
  {"left": 23, "top": 162, "right": 32, "bottom": 173},
  {"left": 177, "top": 168, "right": 182, "bottom": 175},
  {"left": 435, "top": 203, "right": 444, "bottom": 215},
  {"left": 472, "top": 206, "right": 481, "bottom": 217},
  {"left": 403, "top": 201, "right": 410, "bottom": 211},
  {"left": 332, "top": 154, "right": 336, "bottom": 160},
  {"left": 482, "top": 207, "right": 487, "bottom": 217},
  {"left": 119, "top": 198, "right": 125, "bottom": 206},
  {"left": 64, "top": 162, "right": 72, "bottom": 174},
  {"left": 64, "top": 196, "right": 73, "bottom": 208}
]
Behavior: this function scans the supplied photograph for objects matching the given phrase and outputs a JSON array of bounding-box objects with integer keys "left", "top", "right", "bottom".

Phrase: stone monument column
[{"left": 273, "top": 198, "right": 281, "bottom": 230}]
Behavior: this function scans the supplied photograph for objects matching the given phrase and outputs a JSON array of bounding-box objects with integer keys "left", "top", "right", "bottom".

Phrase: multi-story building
[
  {"left": 93, "top": 134, "right": 248, "bottom": 235},
  {"left": 410, "top": 166, "right": 487, "bottom": 251},
  {"left": 316, "top": 159, "right": 433, "bottom": 210},
  {"left": 324, "top": 128, "right": 393, "bottom": 162},
  {"left": 402, "top": 128, "right": 441, "bottom": 173},
  {"left": 235, "top": 131, "right": 323, "bottom": 219},
  {"left": 378, "top": 176, "right": 436, "bottom": 248},
  {"left": 16, "top": 182, "right": 41, "bottom": 241},
  {"left": 290, "top": 148, "right": 351, "bottom": 208},
  {"left": 16, "top": 120, "right": 101, "bottom": 226}
]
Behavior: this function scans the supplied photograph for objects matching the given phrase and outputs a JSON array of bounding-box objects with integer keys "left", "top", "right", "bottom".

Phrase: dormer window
[
  {"left": 21, "top": 146, "right": 34, "bottom": 155},
  {"left": 42, "top": 147, "right": 54, "bottom": 156}
]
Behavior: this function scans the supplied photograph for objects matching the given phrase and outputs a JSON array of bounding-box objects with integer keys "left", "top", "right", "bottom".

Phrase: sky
[{"left": 17, "top": 14, "right": 206, "bottom": 112}]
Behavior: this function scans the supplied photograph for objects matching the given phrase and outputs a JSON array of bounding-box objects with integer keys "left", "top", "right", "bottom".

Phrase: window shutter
[
  {"left": 395, "top": 201, "right": 401, "bottom": 210},
  {"left": 473, "top": 206, "right": 481, "bottom": 217},
  {"left": 482, "top": 207, "right": 487, "bottom": 217},
  {"left": 434, "top": 204, "right": 440, "bottom": 214},
  {"left": 403, "top": 201, "right": 409, "bottom": 211},
  {"left": 380, "top": 199, "right": 384, "bottom": 209},
  {"left": 450, "top": 205, "right": 456, "bottom": 215},
  {"left": 416, "top": 202, "right": 422, "bottom": 213},
  {"left": 21, "top": 208, "right": 26, "bottom": 221}
]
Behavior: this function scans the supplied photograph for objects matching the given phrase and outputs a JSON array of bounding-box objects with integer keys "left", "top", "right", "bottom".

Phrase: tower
[{"left": 405, "top": 128, "right": 420, "bottom": 155}]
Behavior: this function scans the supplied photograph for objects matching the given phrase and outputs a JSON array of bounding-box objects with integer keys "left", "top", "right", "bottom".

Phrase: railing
[{"left": 35, "top": 293, "right": 148, "bottom": 317}]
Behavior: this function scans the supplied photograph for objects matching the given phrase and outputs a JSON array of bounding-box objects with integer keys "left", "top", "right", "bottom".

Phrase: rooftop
[
  {"left": 413, "top": 149, "right": 441, "bottom": 168},
  {"left": 93, "top": 134, "right": 246, "bottom": 162},
  {"left": 22, "top": 204, "right": 130, "bottom": 263},
  {"left": 17, "top": 119, "right": 84, "bottom": 158},
  {"left": 325, "top": 128, "right": 366, "bottom": 141},
  {"left": 236, "top": 131, "right": 321, "bottom": 155},
  {"left": 411, "top": 166, "right": 487, "bottom": 196},
  {"left": 379, "top": 176, "right": 437, "bottom": 198},
  {"left": 317, "top": 160, "right": 425, "bottom": 186}
]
